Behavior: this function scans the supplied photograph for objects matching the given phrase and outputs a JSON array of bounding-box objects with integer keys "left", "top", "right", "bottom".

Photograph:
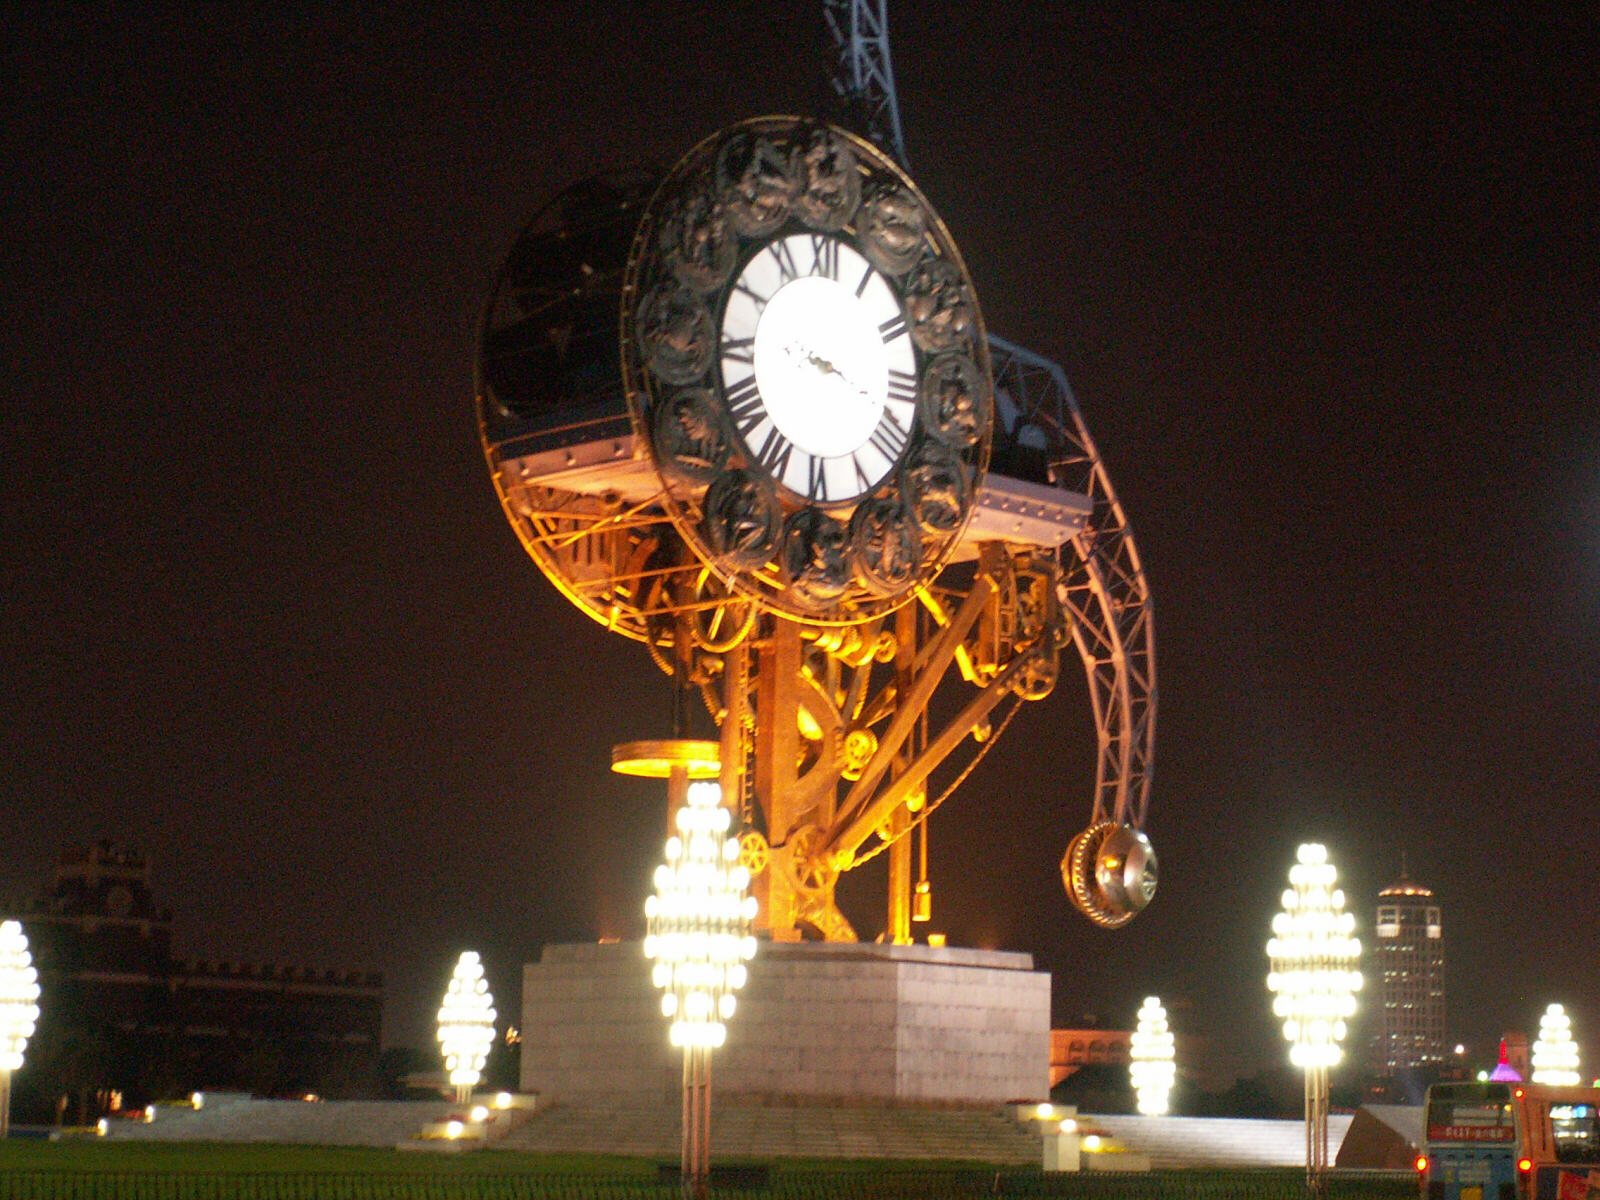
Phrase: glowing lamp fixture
[
  {"left": 1266, "top": 843, "right": 1362, "bottom": 1068},
  {"left": 1266, "top": 842, "right": 1362, "bottom": 1194},
  {"left": 0, "top": 921, "right": 41, "bottom": 1073},
  {"left": 436, "top": 951, "right": 496, "bottom": 1101},
  {"left": 1130, "top": 995, "right": 1176, "bottom": 1115},
  {"left": 1532, "top": 1003, "right": 1581, "bottom": 1085},
  {"left": 643, "top": 780, "right": 758, "bottom": 1049}
]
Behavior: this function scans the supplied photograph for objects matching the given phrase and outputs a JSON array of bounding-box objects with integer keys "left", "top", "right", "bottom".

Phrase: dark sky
[{"left": 5, "top": 3, "right": 1598, "bottom": 1079}]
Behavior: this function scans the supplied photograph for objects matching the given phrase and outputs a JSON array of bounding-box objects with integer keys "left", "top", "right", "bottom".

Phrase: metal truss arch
[{"left": 987, "top": 335, "right": 1156, "bottom": 832}]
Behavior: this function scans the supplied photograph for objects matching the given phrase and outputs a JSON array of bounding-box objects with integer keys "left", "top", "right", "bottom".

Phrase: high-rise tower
[{"left": 1371, "top": 868, "right": 1447, "bottom": 1075}]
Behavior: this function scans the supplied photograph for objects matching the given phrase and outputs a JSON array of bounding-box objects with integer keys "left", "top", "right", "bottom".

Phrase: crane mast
[{"left": 821, "top": 1, "right": 909, "bottom": 169}]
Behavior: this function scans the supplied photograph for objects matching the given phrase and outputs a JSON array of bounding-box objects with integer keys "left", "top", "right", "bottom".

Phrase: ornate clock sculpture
[
  {"left": 479, "top": 109, "right": 1155, "bottom": 938},
  {"left": 622, "top": 119, "right": 989, "bottom": 623}
]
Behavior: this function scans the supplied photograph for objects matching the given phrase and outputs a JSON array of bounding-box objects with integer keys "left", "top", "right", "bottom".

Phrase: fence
[{"left": 0, "top": 1169, "right": 1414, "bottom": 1200}]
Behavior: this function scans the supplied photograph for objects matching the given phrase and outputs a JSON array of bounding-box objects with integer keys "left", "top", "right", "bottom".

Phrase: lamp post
[
  {"left": 644, "top": 779, "right": 757, "bottom": 1199},
  {"left": 1130, "top": 995, "right": 1176, "bottom": 1115},
  {"left": 1532, "top": 1003, "right": 1580, "bottom": 1085},
  {"left": 1267, "top": 843, "right": 1362, "bottom": 1197},
  {"left": 0, "top": 920, "right": 41, "bottom": 1140},
  {"left": 436, "top": 951, "right": 496, "bottom": 1106}
]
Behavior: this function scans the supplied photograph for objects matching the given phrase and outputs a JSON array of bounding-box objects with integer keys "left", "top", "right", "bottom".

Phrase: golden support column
[{"left": 754, "top": 621, "right": 805, "bottom": 940}]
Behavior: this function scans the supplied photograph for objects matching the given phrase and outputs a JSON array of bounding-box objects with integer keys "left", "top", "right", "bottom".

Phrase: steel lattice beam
[
  {"left": 822, "top": 0, "right": 910, "bottom": 168},
  {"left": 988, "top": 335, "right": 1157, "bottom": 831}
]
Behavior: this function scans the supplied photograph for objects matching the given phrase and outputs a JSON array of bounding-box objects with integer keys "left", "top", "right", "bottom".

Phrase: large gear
[{"left": 1061, "top": 821, "right": 1158, "bottom": 930}]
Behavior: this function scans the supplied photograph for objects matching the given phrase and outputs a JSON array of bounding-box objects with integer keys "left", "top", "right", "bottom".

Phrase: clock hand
[
  {"left": 785, "top": 342, "right": 873, "bottom": 401},
  {"left": 787, "top": 342, "right": 840, "bottom": 377}
]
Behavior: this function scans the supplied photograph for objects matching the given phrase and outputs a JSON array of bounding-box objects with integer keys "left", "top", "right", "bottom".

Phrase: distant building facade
[
  {"left": 1370, "top": 869, "right": 1446, "bottom": 1075},
  {"left": 1050, "top": 1027, "right": 1132, "bottom": 1088},
  {"left": 3, "top": 843, "right": 383, "bottom": 1119}
]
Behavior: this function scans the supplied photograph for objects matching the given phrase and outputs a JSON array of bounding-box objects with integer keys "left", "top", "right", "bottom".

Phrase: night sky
[{"left": 6, "top": 4, "right": 1598, "bottom": 1081}]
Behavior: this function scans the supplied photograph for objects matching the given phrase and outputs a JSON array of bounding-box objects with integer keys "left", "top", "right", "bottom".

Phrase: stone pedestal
[{"left": 520, "top": 940, "right": 1050, "bottom": 1107}]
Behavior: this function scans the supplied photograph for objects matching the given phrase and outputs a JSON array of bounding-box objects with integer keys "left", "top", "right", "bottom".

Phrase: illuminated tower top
[{"left": 1370, "top": 865, "right": 1446, "bottom": 1075}]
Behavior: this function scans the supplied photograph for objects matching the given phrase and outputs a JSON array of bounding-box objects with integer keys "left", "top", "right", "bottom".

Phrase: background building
[
  {"left": 1369, "top": 868, "right": 1446, "bottom": 1082},
  {"left": 3, "top": 843, "right": 383, "bottom": 1123}
]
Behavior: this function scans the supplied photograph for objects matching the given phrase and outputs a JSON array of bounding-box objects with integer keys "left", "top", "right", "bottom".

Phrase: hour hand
[{"left": 804, "top": 348, "right": 841, "bottom": 377}]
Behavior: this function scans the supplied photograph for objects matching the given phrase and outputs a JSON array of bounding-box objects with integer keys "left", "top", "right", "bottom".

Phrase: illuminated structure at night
[
  {"left": 475, "top": 1, "right": 1157, "bottom": 948},
  {"left": 1129, "top": 996, "right": 1175, "bottom": 1115},
  {"left": 1531, "top": 1004, "right": 1580, "bottom": 1086},
  {"left": 437, "top": 951, "right": 497, "bottom": 1104},
  {"left": 1267, "top": 842, "right": 1362, "bottom": 1194},
  {"left": 0, "top": 920, "right": 41, "bottom": 1138},
  {"left": 645, "top": 779, "right": 757, "bottom": 1190},
  {"left": 1369, "top": 868, "right": 1445, "bottom": 1076},
  {"left": 487, "top": 1, "right": 1156, "bottom": 1109}
]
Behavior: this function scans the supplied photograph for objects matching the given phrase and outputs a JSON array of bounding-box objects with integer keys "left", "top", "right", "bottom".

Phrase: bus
[{"left": 1420, "top": 1080, "right": 1600, "bottom": 1200}]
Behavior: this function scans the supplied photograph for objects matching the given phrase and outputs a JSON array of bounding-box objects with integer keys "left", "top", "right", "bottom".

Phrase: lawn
[{"left": 0, "top": 1141, "right": 1417, "bottom": 1200}]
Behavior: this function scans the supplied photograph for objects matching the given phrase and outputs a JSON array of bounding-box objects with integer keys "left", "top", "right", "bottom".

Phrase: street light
[
  {"left": 0, "top": 920, "right": 41, "bottom": 1140},
  {"left": 644, "top": 779, "right": 757, "bottom": 1198},
  {"left": 1532, "top": 1003, "right": 1580, "bottom": 1085},
  {"left": 1130, "top": 995, "right": 1176, "bottom": 1115},
  {"left": 1267, "top": 843, "right": 1362, "bottom": 1197},
  {"left": 436, "top": 951, "right": 496, "bottom": 1106}
]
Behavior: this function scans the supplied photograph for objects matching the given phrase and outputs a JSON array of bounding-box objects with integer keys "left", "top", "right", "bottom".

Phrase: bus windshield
[{"left": 1426, "top": 1082, "right": 1516, "bottom": 1143}]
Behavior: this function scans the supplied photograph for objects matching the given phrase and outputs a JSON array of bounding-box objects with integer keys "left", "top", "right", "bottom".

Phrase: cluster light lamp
[
  {"left": 644, "top": 780, "right": 758, "bottom": 1049},
  {"left": 1129, "top": 995, "right": 1176, "bottom": 1115},
  {"left": 436, "top": 950, "right": 496, "bottom": 1105},
  {"left": 1532, "top": 1003, "right": 1580, "bottom": 1086},
  {"left": 644, "top": 778, "right": 757, "bottom": 1197},
  {"left": 1266, "top": 843, "right": 1362, "bottom": 1195},
  {"left": 0, "top": 920, "right": 42, "bottom": 1139}
]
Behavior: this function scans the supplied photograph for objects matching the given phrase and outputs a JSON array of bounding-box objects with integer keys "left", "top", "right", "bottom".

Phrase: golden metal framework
[{"left": 476, "top": 140, "right": 1157, "bottom": 943}]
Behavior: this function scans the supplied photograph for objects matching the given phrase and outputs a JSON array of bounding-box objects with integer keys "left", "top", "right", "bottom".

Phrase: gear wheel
[
  {"left": 737, "top": 830, "right": 770, "bottom": 877},
  {"left": 1062, "top": 821, "right": 1157, "bottom": 929}
]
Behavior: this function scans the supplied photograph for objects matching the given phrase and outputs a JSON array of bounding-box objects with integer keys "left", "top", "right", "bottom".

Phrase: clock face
[
  {"left": 621, "top": 117, "right": 993, "bottom": 623},
  {"left": 720, "top": 234, "right": 916, "bottom": 505}
]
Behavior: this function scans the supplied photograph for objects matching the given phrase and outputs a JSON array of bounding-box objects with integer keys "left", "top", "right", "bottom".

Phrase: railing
[{"left": 0, "top": 1168, "right": 1415, "bottom": 1200}]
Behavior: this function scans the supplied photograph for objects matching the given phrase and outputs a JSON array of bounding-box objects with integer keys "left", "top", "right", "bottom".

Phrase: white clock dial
[{"left": 720, "top": 233, "right": 917, "bottom": 504}]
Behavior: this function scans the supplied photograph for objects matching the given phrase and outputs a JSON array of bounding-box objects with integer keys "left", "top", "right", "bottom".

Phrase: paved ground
[
  {"left": 97, "top": 1093, "right": 1364, "bottom": 1169},
  {"left": 101, "top": 1096, "right": 455, "bottom": 1148},
  {"left": 495, "top": 1102, "right": 1043, "bottom": 1163}
]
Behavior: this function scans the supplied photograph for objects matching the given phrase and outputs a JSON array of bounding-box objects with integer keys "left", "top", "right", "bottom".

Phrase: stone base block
[{"left": 520, "top": 941, "right": 1050, "bottom": 1107}]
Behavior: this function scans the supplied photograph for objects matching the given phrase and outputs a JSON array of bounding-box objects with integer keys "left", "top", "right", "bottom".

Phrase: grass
[
  {"left": 0, "top": 1140, "right": 655, "bottom": 1175},
  {"left": 0, "top": 1142, "right": 1418, "bottom": 1199}
]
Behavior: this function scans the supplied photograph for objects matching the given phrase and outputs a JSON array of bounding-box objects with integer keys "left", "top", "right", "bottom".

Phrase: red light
[
  {"left": 1518, "top": 1157, "right": 1533, "bottom": 1173},
  {"left": 1515, "top": 1087, "right": 1526, "bottom": 1099},
  {"left": 1414, "top": 1154, "right": 1429, "bottom": 1174}
]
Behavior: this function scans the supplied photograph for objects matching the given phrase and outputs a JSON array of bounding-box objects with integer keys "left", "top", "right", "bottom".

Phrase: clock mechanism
[
  {"left": 621, "top": 116, "right": 993, "bottom": 623},
  {"left": 476, "top": 98, "right": 1156, "bottom": 940}
]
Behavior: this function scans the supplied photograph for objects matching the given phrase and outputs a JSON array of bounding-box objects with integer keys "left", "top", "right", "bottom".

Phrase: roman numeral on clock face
[
  {"left": 879, "top": 311, "right": 908, "bottom": 344},
  {"left": 848, "top": 407, "right": 912, "bottom": 494},
  {"left": 810, "top": 235, "right": 840, "bottom": 281},
  {"left": 754, "top": 426, "right": 793, "bottom": 478},
  {"left": 807, "top": 456, "right": 828, "bottom": 502},
  {"left": 769, "top": 239, "right": 801, "bottom": 285},
  {"left": 726, "top": 375, "right": 764, "bottom": 434},
  {"left": 733, "top": 278, "right": 771, "bottom": 312},
  {"left": 887, "top": 368, "right": 918, "bottom": 405},
  {"left": 868, "top": 406, "right": 909, "bottom": 461}
]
